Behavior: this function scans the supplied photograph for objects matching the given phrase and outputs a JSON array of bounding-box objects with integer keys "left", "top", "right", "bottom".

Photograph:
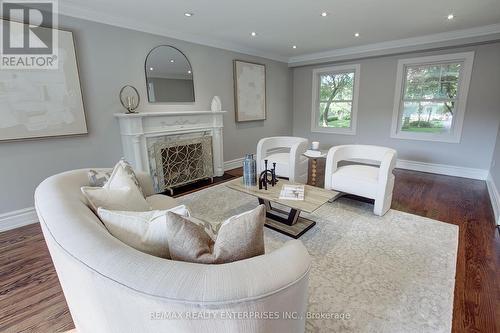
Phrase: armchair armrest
[
  {"left": 288, "top": 139, "right": 309, "bottom": 169},
  {"left": 256, "top": 138, "right": 273, "bottom": 174},
  {"left": 324, "top": 146, "right": 342, "bottom": 190},
  {"left": 378, "top": 150, "right": 397, "bottom": 191}
]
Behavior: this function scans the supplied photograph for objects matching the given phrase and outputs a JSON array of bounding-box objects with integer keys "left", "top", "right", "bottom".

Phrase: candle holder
[
  {"left": 258, "top": 160, "right": 278, "bottom": 190},
  {"left": 119, "top": 85, "right": 140, "bottom": 113}
]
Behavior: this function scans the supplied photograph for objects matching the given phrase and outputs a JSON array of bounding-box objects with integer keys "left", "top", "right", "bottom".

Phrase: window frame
[
  {"left": 311, "top": 64, "right": 360, "bottom": 135},
  {"left": 390, "top": 52, "right": 474, "bottom": 143}
]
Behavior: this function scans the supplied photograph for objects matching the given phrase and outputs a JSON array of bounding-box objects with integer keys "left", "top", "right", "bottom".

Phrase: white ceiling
[{"left": 60, "top": 0, "right": 500, "bottom": 64}]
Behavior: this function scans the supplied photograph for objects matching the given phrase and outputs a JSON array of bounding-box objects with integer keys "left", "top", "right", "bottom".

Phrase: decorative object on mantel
[
  {"left": 211, "top": 96, "right": 222, "bottom": 112},
  {"left": 119, "top": 85, "right": 140, "bottom": 113},
  {"left": 233, "top": 60, "right": 266, "bottom": 122},
  {"left": 242, "top": 153, "right": 257, "bottom": 186},
  {"left": 0, "top": 21, "right": 87, "bottom": 142},
  {"left": 258, "top": 160, "right": 278, "bottom": 190}
]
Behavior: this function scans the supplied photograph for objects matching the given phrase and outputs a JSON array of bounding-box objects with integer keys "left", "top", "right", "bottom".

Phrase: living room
[{"left": 0, "top": 1, "right": 499, "bottom": 332}]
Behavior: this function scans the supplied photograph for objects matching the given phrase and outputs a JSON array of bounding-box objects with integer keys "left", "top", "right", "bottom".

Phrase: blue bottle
[{"left": 242, "top": 153, "right": 257, "bottom": 186}]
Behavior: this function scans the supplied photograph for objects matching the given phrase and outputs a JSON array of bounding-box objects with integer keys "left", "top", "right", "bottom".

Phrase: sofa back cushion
[{"left": 97, "top": 206, "right": 190, "bottom": 258}]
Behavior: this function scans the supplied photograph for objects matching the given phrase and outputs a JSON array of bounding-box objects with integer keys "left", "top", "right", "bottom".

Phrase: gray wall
[
  {"left": 0, "top": 15, "right": 292, "bottom": 214},
  {"left": 491, "top": 125, "right": 500, "bottom": 188},
  {"left": 292, "top": 43, "right": 500, "bottom": 169}
]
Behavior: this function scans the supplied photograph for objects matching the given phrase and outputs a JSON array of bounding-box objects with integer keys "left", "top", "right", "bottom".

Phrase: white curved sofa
[{"left": 35, "top": 169, "right": 311, "bottom": 333}]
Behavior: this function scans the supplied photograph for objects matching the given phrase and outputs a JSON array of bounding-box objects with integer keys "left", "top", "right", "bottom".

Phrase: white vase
[{"left": 211, "top": 96, "right": 222, "bottom": 112}]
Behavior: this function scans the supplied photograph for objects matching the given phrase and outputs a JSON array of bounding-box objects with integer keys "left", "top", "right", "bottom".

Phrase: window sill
[
  {"left": 311, "top": 126, "right": 356, "bottom": 135},
  {"left": 390, "top": 131, "right": 461, "bottom": 143}
]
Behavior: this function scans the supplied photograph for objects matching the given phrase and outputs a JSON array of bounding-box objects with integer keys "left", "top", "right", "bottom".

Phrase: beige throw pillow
[
  {"left": 81, "top": 160, "right": 151, "bottom": 212},
  {"left": 165, "top": 205, "right": 266, "bottom": 264},
  {"left": 97, "top": 205, "right": 190, "bottom": 258}
]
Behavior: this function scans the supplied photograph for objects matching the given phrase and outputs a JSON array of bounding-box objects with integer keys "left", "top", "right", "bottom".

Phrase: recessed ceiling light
[
  {"left": 251, "top": 31, "right": 257, "bottom": 37},
  {"left": 447, "top": 14, "right": 454, "bottom": 20},
  {"left": 188, "top": 70, "right": 191, "bottom": 74},
  {"left": 292, "top": 45, "right": 297, "bottom": 49},
  {"left": 184, "top": 12, "right": 193, "bottom": 17},
  {"left": 354, "top": 32, "right": 360, "bottom": 37},
  {"left": 149, "top": 67, "right": 153, "bottom": 71},
  {"left": 321, "top": 12, "right": 328, "bottom": 17},
  {"left": 170, "top": 59, "right": 174, "bottom": 63}
]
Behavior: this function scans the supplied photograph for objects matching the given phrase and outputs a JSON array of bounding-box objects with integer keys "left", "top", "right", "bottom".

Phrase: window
[
  {"left": 391, "top": 52, "right": 474, "bottom": 142},
  {"left": 311, "top": 64, "right": 360, "bottom": 134}
]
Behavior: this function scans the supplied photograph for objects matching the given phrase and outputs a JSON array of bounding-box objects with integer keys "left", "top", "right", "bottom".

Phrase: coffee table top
[{"left": 225, "top": 177, "right": 339, "bottom": 213}]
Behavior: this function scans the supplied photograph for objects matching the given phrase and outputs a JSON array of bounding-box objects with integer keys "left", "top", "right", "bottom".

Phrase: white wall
[
  {"left": 292, "top": 43, "right": 500, "bottom": 170},
  {"left": 0, "top": 15, "right": 292, "bottom": 214},
  {"left": 491, "top": 126, "right": 500, "bottom": 186},
  {"left": 489, "top": 125, "right": 500, "bottom": 224}
]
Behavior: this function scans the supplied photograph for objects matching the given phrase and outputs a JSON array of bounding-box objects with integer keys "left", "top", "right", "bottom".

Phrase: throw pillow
[
  {"left": 81, "top": 160, "right": 150, "bottom": 212},
  {"left": 97, "top": 205, "right": 190, "bottom": 258},
  {"left": 87, "top": 169, "right": 112, "bottom": 187},
  {"left": 165, "top": 205, "right": 266, "bottom": 264}
]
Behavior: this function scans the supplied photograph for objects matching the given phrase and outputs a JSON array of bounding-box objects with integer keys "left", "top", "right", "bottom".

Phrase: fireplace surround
[{"left": 114, "top": 111, "right": 225, "bottom": 193}]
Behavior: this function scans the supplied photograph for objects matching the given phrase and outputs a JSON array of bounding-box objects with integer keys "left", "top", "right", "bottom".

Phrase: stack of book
[{"left": 279, "top": 184, "right": 305, "bottom": 201}]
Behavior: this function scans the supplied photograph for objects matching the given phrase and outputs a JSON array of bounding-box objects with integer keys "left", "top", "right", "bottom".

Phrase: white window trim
[
  {"left": 390, "top": 52, "right": 474, "bottom": 143},
  {"left": 311, "top": 64, "right": 360, "bottom": 135}
]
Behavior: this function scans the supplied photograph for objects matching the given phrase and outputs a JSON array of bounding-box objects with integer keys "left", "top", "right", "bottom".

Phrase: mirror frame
[{"left": 144, "top": 45, "right": 195, "bottom": 103}]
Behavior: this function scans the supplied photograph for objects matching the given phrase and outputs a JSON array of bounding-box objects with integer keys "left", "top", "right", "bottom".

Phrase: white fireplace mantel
[{"left": 114, "top": 111, "right": 226, "bottom": 181}]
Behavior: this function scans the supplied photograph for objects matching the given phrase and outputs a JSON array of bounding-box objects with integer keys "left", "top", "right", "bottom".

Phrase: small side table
[{"left": 303, "top": 150, "right": 327, "bottom": 187}]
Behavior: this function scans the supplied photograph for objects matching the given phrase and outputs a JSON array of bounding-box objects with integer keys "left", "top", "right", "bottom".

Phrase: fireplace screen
[{"left": 154, "top": 136, "right": 213, "bottom": 192}]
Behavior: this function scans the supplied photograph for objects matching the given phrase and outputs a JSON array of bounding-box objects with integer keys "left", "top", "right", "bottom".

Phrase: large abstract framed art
[
  {"left": 233, "top": 60, "right": 266, "bottom": 122},
  {"left": 0, "top": 20, "right": 87, "bottom": 142}
]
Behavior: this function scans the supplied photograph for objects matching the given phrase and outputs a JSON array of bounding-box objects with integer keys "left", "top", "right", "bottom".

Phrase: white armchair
[
  {"left": 324, "top": 145, "right": 397, "bottom": 216},
  {"left": 256, "top": 137, "right": 309, "bottom": 183}
]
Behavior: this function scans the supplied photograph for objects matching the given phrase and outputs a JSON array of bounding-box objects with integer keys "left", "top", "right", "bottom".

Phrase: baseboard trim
[
  {"left": 0, "top": 207, "right": 38, "bottom": 233},
  {"left": 396, "top": 159, "right": 488, "bottom": 180},
  {"left": 224, "top": 157, "right": 244, "bottom": 171},
  {"left": 486, "top": 173, "right": 500, "bottom": 226}
]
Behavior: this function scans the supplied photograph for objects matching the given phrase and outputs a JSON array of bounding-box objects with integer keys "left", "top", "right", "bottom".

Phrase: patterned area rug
[{"left": 178, "top": 183, "right": 459, "bottom": 333}]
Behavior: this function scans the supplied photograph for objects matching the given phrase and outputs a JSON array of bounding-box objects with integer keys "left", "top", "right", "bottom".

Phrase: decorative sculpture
[
  {"left": 259, "top": 160, "right": 278, "bottom": 190},
  {"left": 211, "top": 96, "right": 222, "bottom": 112}
]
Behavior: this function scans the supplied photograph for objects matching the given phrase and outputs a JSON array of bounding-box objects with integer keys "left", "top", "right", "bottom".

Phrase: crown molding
[
  {"left": 288, "top": 23, "right": 500, "bottom": 67},
  {"left": 57, "top": 3, "right": 500, "bottom": 67},
  {"left": 58, "top": 3, "right": 289, "bottom": 63}
]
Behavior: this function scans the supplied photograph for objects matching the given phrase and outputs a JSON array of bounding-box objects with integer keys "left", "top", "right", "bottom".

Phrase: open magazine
[{"left": 279, "top": 184, "right": 305, "bottom": 201}]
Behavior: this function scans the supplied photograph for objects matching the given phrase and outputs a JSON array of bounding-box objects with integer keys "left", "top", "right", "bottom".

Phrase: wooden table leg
[{"left": 311, "top": 158, "right": 317, "bottom": 186}]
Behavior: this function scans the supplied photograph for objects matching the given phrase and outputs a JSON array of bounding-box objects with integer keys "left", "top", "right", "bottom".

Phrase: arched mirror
[{"left": 145, "top": 46, "right": 195, "bottom": 103}]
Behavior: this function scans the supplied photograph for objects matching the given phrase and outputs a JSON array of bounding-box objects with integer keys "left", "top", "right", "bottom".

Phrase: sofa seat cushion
[
  {"left": 165, "top": 205, "right": 266, "bottom": 264},
  {"left": 261, "top": 153, "right": 290, "bottom": 178},
  {"left": 331, "top": 165, "right": 379, "bottom": 199},
  {"left": 146, "top": 194, "right": 179, "bottom": 211}
]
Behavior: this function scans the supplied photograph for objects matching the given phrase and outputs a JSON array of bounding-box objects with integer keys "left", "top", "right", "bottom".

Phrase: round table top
[{"left": 303, "top": 150, "right": 327, "bottom": 159}]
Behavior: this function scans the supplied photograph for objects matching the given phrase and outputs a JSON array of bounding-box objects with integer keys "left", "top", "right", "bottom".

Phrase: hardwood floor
[{"left": 0, "top": 166, "right": 498, "bottom": 332}]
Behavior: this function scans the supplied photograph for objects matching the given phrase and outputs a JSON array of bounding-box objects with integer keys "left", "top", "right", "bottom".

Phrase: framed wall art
[
  {"left": 233, "top": 60, "right": 266, "bottom": 122},
  {"left": 0, "top": 20, "right": 87, "bottom": 142}
]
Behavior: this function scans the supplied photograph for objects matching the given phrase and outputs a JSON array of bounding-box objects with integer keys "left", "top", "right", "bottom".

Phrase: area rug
[{"left": 177, "top": 183, "right": 459, "bottom": 333}]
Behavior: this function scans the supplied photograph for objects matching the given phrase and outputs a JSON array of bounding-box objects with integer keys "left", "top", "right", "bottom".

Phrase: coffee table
[{"left": 225, "top": 177, "right": 340, "bottom": 238}]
